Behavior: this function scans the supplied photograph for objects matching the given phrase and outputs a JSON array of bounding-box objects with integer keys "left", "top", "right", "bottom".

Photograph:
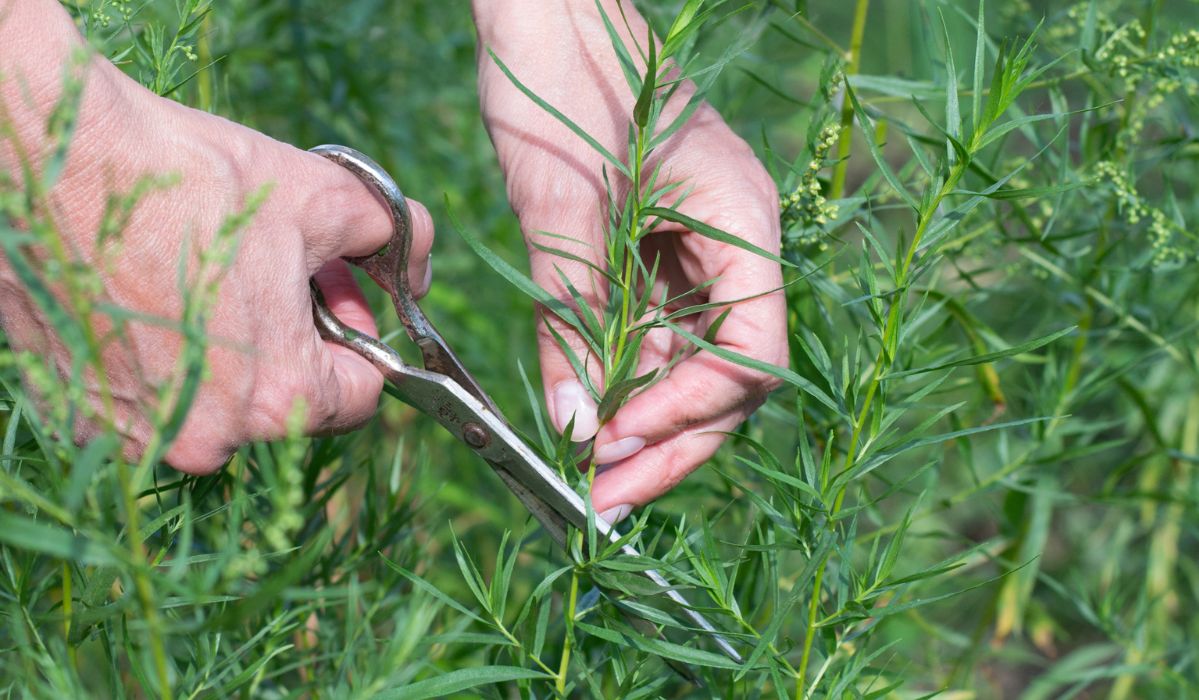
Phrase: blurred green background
[{"left": 2, "top": 0, "right": 1198, "bottom": 697}]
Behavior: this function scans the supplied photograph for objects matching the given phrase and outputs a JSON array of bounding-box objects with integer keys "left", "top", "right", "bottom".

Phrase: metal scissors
[{"left": 307, "top": 144, "right": 742, "bottom": 671}]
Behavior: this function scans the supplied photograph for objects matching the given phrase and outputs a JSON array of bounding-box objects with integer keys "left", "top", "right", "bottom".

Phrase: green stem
[
  {"left": 63, "top": 561, "right": 76, "bottom": 670},
  {"left": 197, "top": 13, "right": 213, "bottom": 112},
  {"left": 496, "top": 622, "right": 557, "bottom": 678},
  {"left": 556, "top": 561, "right": 581, "bottom": 695},
  {"left": 783, "top": 8, "right": 847, "bottom": 55},
  {"left": 796, "top": 162, "right": 964, "bottom": 698},
  {"left": 828, "top": 0, "right": 870, "bottom": 200},
  {"left": 611, "top": 125, "right": 646, "bottom": 378}
]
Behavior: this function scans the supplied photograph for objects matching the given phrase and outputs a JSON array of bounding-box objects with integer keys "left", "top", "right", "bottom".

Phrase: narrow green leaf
[
  {"left": 375, "top": 667, "right": 552, "bottom": 700},
  {"left": 380, "top": 555, "right": 486, "bottom": 624},
  {"left": 733, "top": 455, "right": 820, "bottom": 500},
  {"left": 552, "top": 266, "right": 604, "bottom": 343},
  {"left": 1080, "top": 0, "right": 1098, "bottom": 56},
  {"left": 633, "top": 26, "right": 657, "bottom": 128},
  {"left": 576, "top": 620, "right": 744, "bottom": 670},
  {"left": 662, "top": 2, "right": 727, "bottom": 59},
  {"left": 848, "top": 75, "right": 940, "bottom": 99},
  {"left": 971, "top": 0, "right": 986, "bottom": 137},
  {"left": 530, "top": 238, "right": 621, "bottom": 286},
  {"left": 976, "top": 102, "right": 1112, "bottom": 151},
  {"left": 597, "top": 370, "right": 657, "bottom": 423},
  {"left": 451, "top": 531, "right": 492, "bottom": 613},
  {"left": 662, "top": 320, "right": 843, "bottom": 415},
  {"left": 665, "top": 0, "right": 704, "bottom": 46},
  {"left": 940, "top": 12, "right": 961, "bottom": 165},
  {"left": 703, "top": 307, "right": 733, "bottom": 345},
  {"left": 847, "top": 88, "right": 919, "bottom": 211},
  {"left": 596, "top": 0, "right": 643, "bottom": 94},
  {"left": 544, "top": 319, "right": 601, "bottom": 400},
  {"left": 448, "top": 201, "right": 589, "bottom": 337},
  {"left": 649, "top": 26, "right": 754, "bottom": 149},
  {"left": 834, "top": 416, "right": 1051, "bottom": 492},
  {"left": 642, "top": 207, "right": 795, "bottom": 267},
  {"left": 0, "top": 513, "right": 118, "bottom": 566},
  {"left": 487, "top": 49, "right": 631, "bottom": 178},
  {"left": 886, "top": 326, "right": 1076, "bottom": 379}
]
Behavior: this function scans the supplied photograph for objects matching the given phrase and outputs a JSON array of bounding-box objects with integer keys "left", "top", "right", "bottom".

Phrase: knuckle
[
  {"left": 667, "top": 375, "right": 725, "bottom": 429},
  {"left": 741, "top": 353, "right": 786, "bottom": 395},
  {"left": 165, "top": 439, "right": 235, "bottom": 476},
  {"left": 757, "top": 369, "right": 785, "bottom": 394},
  {"left": 251, "top": 363, "right": 332, "bottom": 438},
  {"left": 661, "top": 443, "right": 705, "bottom": 490},
  {"left": 160, "top": 407, "right": 240, "bottom": 475},
  {"left": 747, "top": 160, "right": 779, "bottom": 203},
  {"left": 334, "top": 368, "right": 383, "bottom": 432},
  {"left": 304, "top": 375, "right": 339, "bottom": 431}
]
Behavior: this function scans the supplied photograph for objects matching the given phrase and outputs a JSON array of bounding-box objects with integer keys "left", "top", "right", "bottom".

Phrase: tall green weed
[{"left": 0, "top": 1, "right": 1196, "bottom": 697}]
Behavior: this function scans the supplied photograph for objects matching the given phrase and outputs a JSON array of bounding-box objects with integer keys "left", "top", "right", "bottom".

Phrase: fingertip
[
  {"left": 550, "top": 379, "right": 599, "bottom": 442},
  {"left": 593, "top": 435, "right": 645, "bottom": 465},
  {"left": 598, "top": 504, "right": 633, "bottom": 524},
  {"left": 405, "top": 199, "right": 435, "bottom": 296},
  {"left": 589, "top": 415, "right": 741, "bottom": 513}
]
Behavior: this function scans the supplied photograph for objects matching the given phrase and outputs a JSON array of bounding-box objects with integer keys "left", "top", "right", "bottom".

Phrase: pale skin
[{"left": 0, "top": 0, "right": 786, "bottom": 522}]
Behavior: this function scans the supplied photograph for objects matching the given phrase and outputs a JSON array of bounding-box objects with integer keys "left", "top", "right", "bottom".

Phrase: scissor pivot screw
[{"left": 463, "top": 423, "right": 490, "bottom": 449}]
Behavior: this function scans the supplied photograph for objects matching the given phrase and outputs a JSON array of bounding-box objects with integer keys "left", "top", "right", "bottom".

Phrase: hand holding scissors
[{"left": 307, "top": 145, "right": 742, "bottom": 673}]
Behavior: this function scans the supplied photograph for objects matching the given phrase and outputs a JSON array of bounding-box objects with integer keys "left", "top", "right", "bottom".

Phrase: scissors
[{"left": 307, "top": 145, "right": 742, "bottom": 671}]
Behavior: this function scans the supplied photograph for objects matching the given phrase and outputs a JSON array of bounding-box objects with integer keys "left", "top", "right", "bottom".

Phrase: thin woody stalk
[{"left": 828, "top": 0, "right": 871, "bottom": 200}]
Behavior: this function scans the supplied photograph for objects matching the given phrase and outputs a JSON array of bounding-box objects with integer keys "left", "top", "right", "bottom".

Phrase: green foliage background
[{"left": 2, "top": 0, "right": 1198, "bottom": 697}]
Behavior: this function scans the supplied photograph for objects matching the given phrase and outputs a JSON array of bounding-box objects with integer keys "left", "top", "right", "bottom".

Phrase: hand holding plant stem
[
  {"left": 0, "top": 0, "right": 437, "bottom": 474},
  {"left": 473, "top": 0, "right": 787, "bottom": 521}
]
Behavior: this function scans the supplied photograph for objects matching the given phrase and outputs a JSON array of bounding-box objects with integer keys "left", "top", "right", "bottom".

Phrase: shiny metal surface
[
  {"left": 309, "top": 144, "right": 496, "bottom": 414},
  {"left": 307, "top": 145, "right": 742, "bottom": 667}
]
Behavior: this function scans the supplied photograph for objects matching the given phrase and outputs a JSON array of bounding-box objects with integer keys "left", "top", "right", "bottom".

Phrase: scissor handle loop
[
  {"left": 309, "top": 145, "right": 414, "bottom": 304},
  {"left": 308, "top": 144, "right": 497, "bottom": 412}
]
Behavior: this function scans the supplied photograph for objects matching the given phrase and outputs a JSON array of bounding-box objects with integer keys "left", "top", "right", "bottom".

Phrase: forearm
[{"left": 0, "top": 0, "right": 126, "bottom": 185}]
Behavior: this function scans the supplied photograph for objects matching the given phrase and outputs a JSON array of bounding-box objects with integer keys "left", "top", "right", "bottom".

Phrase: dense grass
[{"left": 2, "top": 0, "right": 1198, "bottom": 697}]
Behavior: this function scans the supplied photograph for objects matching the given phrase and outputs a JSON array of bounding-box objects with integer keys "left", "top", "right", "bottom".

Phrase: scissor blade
[
  {"left": 313, "top": 287, "right": 743, "bottom": 663},
  {"left": 386, "top": 365, "right": 743, "bottom": 664}
]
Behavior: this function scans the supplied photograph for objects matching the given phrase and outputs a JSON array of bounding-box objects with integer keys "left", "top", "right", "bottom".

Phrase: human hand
[
  {"left": 0, "top": 7, "right": 434, "bottom": 473},
  {"left": 473, "top": 1, "right": 786, "bottom": 520}
]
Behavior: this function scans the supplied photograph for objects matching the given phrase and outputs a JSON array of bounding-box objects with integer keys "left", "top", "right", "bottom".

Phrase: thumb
[
  {"left": 539, "top": 311, "right": 601, "bottom": 443},
  {"left": 309, "top": 259, "right": 384, "bottom": 434},
  {"left": 528, "top": 234, "right": 606, "bottom": 444}
]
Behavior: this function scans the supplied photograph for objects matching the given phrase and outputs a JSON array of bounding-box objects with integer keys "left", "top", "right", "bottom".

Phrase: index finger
[{"left": 593, "top": 244, "right": 787, "bottom": 458}]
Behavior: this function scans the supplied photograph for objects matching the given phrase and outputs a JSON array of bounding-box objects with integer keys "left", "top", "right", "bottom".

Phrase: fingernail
[
  {"left": 553, "top": 380, "right": 598, "bottom": 442},
  {"left": 421, "top": 259, "right": 433, "bottom": 293},
  {"left": 599, "top": 504, "right": 633, "bottom": 524},
  {"left": 593, "top": 436, "right": 645, "bottom": 465}
]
